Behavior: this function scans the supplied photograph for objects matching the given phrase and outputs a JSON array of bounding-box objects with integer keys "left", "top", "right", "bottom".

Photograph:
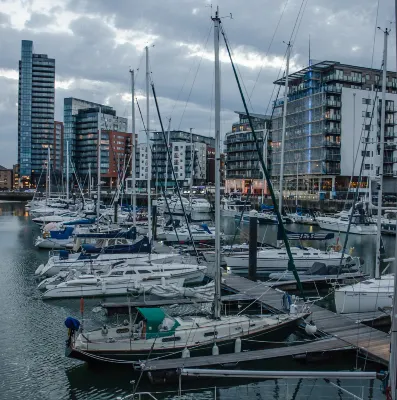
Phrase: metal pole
[
  {"left": 48, "top": 146, "right": 51, "bottom": 199},
  {"left": 278, "top": 42, "right": 291, "bottom": 215},
  {"left": 97, "top": 107, "right": 102, "bottom": 225},
  {"left": 190, "top": 127, "right": 194, "bottom": 205},
  {"left": 389, "top": 6, "right": 397, "bottom": 399},
  {"left": 165, "top": 118, "right": 171, "bottom": 192},
  {"left": 213, "top": 7, "right": 222, "bottom": 319},
  {"left": 146, "top": 46, "right": 152, "bottom": 246},
  {"left": 66, "top": 141, "right": 69, "bottom": 202},
  {"left": 180, "top": 369, "right": 377, "bottom": 380},
  {"left": 88, "top": 162, "right": 91, "bottom": 199},
  {"left": 375, "top": 28, "right": 388, "bottom": 279},
  {"left": 130, "top": 69, "right": 137, "bottom": 226},
  {"left": 248, "top": 210, "right": 258, "bottom": 281},
  {"left": 296, "top": 157, "right": 299, "bottom": 209}
]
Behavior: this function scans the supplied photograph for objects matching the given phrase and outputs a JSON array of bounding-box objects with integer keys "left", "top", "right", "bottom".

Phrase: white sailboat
[{"left": 65, "top": 10, "right": 308, "bottom": 364}]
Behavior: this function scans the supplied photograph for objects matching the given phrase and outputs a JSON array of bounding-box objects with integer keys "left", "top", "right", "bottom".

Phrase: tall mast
[
  {"left": 278, "top": 42, "right": 291, "bottom": 215},
  {"left": 97, "top": 107, "right": 102, "bottom": 225},
  {"left": 213, "top": 7, "right": 222, "bottom": 319},
  {"left": 165, "top": 118, "right": 171, "bottom": 192},
  {"left": 146, "top": 46, "right": 152, "bottom": 246},
  {"left": 66, "top": 140, "right": 69, "bottom": 203},
  {"left": 390, "top": 7, "right": 397, "bottom": 399},
  {"left": 88, "top": 163, "right": 91, "bottom": 199},
  {"left": 375, "top": 28, "right": 388, "bottom": 280},
  {"left": 189, "top": 127, "right": 194, "bottom": 204},
  {"left": 48, "top": 146, "right": 51, "bottom": 199},
  {"left": 130, "top": 69, "right": 137, "bottom": 226}
]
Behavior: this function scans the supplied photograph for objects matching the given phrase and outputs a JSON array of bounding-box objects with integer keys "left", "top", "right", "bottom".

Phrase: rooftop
[{"left": 235, "top": 111, "right": 272, "bottom": 120}]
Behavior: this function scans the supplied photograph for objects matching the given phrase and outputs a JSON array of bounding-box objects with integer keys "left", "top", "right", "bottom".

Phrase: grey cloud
[
  {"left": 0, "top": 12, "right": 11, "bottom": 27},
  {"left": 25, "top": 12, "right": 52, "bottom": 28}
]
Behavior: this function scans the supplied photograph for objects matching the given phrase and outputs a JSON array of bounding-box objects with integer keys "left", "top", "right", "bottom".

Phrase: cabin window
[
  {"left": 204, "top": 331, "right": 218, "bottom": 337},
  {"left": 162, "top": 336, "right": 181, "bottom": 342},
  {"left": 137, "top": 270, "right": 151, "bottom": 274},
  {"left": 125, "top": 270, "right": 136, "bottom": 274},
  {"left": 303, "top": 253, "right": 311, "bottom": 255},
  {"left": 110, "top": 271, "right": 124, "bottom": 276}
]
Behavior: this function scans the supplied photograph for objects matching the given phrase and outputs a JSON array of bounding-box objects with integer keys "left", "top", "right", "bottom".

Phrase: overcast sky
[{"left": 0, "top": 0, "right": 395, "bottom": 168}]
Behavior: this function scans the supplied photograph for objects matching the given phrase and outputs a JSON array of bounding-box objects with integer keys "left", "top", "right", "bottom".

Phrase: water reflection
[{"left": 0, "top": 202, "right": 387, "bottom": 399}]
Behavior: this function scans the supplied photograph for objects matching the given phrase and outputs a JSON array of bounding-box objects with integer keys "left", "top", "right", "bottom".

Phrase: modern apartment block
[
  {"left": 13, "top": 164, "right": 19, "bottom": 189},
  {"left": 18, "top": 40, "right": 55, "bottom": 187},
  {"left": 224, "top": 111, "right": 272, "bottom": 194},
  {"left": 136, "top": 131, "right": 215, "bottom": 189},
  {"left": 53, "top": 121, "right": 64, "bottom": 173},
  {"left": 271, "top": 61, "right": 397, "bottom": 197},
  {"left": 63, "top": 98, "right": 129, "bottom": 184}
]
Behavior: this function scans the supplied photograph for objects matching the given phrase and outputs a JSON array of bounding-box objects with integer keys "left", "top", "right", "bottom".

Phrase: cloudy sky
[{"left": 0, "top": 0, "right": 394, "bottom": 168}]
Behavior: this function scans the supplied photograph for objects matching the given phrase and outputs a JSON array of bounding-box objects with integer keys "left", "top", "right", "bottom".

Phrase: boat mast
[
  {"left": 213, "top": 7, "right": 222, "bottom": 319},
  {"left": 66, "top": 140, "right": 69, "bottom": 203},
  {"left": 375, "top": 28, "right": 389, "bottom": 280},
  {"left": 88, "top": 163, "right": 91, "bottom": 199},
  {"left": 47, "top": 146, "right": 51, "bottom": 200},
  {"left": 146, "top": 46, "right": 152, "bottom": 247},
  {"left": 388, "top": 8, "right": 397, "bottom": 398},
  {"left": 130, "top": 68, "right": 137, "bottom": 226},
  {"left": 278, "top": 42, "right": 291, "bottom": 216},
  {"left": 165, "top": 118, "right": 171, "bottom": 192},
  {"left": 189, "top": 127, "right": 194, "bottom": 205},
  {"left": 296, "top": 156, "right": 299, "bottom": 209},
  {"left": 97, "top": 106, "right": 102, "bottom": 227}
]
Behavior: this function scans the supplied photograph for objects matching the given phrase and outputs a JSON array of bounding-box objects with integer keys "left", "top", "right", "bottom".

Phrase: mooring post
[{"left": 248, "top": 209, "right": 258, "bottom": 281}]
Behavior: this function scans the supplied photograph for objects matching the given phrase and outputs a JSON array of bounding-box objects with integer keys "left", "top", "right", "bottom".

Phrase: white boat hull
[
  {"left": 42, "top": 277, "right": 185, "bottom": 299},
  {"left": 317, "top": 219, "right": 377, "bottom": 235},
  {"left": 334, "top": 289, "right": 392, "bottom": 313},
  {"left": 35, "top": 237, "right": 74, "bottom": 250}
]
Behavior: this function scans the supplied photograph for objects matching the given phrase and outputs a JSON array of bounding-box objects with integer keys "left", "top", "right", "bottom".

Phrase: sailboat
[
  {"left": 334, "top": 28, "right": 395, "bottom": 313},
  {"left": 64, "top": 11, "right": 308, "bottom": 364}
]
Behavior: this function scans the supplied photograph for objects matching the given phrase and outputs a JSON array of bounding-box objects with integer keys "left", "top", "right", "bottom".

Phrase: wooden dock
[
  {"left": 222, "top": 273, "right": 390, "bottom": 366},
  {"left": 140, "top": 338, "right": 349, "bottom": 371}
]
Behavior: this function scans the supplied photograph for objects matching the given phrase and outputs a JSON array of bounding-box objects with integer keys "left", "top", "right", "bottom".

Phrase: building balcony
[
  {"left": 385, "top": 167, "right": 394, "bottom": 176},
  {"left": 323, "top": 74, "right": 364, "bottom": 84},
  {"left": 325, "top": 154, "right": 341, "bottom": 162},
  {"left": 325, "top": 100, "right": 341, "bottom": 107},
  {"left": 323, "top": 140, "right": 341, "bottom": 148},
  {"left": 323, "top": 85, "right": 342, "bottom": 94},
  {"left": 325, "top": 114, "right": 341, "bottom": 121},
  {"left": 323, "top": 127, "right": 341, "bottom": 135},
  {"left": 324, "top": 167, "right": 341, "bottom": 174}
]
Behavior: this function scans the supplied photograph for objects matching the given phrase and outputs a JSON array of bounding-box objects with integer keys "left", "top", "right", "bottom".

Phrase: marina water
[{"left": 0, "top": 202, "right": 389, "bottom": 399}]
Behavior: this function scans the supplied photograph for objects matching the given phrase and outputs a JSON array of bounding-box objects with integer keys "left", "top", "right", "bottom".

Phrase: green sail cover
[{"left": 137, "top": 307, "right": 180, "bottom": 338}]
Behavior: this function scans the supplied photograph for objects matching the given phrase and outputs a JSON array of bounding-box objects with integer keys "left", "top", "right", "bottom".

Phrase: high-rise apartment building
[
  {"left": 224, "top": 112, "right": 272, "bottom": 194},
  {"left": 63, "top": 98, "right": 129, "bottom": 184},
  {"left": 272, "top": 61, "right": 397, "bottom": 197},
  {"left": 136, "top": 131, "right": 215, "bottom": 189},
  {"left": 18, "top": 40, "right": 55, "bottom": 187}
]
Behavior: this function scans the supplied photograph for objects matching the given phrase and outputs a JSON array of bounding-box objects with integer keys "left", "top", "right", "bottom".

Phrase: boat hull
[
  {"left": 317, "top": 219, "right": 377, "bottom": 235},
  {"left": 66, "top": 315, "right": 307, "bottom": 364},
  {"left": 334, "top": 289, "right": 392, "bottom": 313}
]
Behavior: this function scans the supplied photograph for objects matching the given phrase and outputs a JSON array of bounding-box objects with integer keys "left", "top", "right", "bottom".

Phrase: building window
[
  {"left": 364, "top": 164, "right": 371, "bottom": 170},
  {"left": 366, "top": 74, "right": 370, "bottom": 80},
  {"left": 362, "top": 98, "right": 371, "bottom": 105},
  {"left": 364, "top": 124, "right": 371, "bottom": 131},
  {"left": 361, "top": 150, "right": 370, "bottom": 157},
  {"left": 362, "top": 111, "right": 371, "bottom": 118}
]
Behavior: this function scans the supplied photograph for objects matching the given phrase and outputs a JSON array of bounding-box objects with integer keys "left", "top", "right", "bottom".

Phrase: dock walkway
[{"left": 222, "top": 274, "right": 390, "bottom": 366}]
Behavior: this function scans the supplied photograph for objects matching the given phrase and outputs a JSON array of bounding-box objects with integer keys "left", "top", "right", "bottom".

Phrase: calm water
[{"left": 0, "top": 202, "right": 388, "bottom": 399}]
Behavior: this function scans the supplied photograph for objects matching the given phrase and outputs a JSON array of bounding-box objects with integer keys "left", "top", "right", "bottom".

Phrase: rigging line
[
  {"left": 221, "top": 21, "right": 305, "bottom": 300},
  {"left": 342, "top": 0, "right": 380, "bottom": 210},
  {"left": 177, "top": 24, "right": 213, "bottom": 131},
  {"left": 151, "top": 82, "right": 200, "bottom": 259},
  {"left": 288, "top": 0, "right": 306, "bottom": 44},
  {"left": 291, "top": 0, "right": 309, "bottom": 46},
  {"left": 135, "top": 98, "right": 181, "bottom": 243},
  {"left": 170, "top": 22, "right": 213, "bottom": 118},
  {"left": 220, "top": 27, "right": 255, "bottom": 112},
  {"left": 250, "top": 0, "right": 289, "bottom": 99}
]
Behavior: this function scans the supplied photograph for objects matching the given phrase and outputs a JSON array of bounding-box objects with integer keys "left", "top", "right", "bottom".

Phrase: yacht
[
  {"left": 191, "top": 198, "right": 212, "bottom": 213},
  {"left": 157, "top": 223, "right": 219, "bottom": 242},
  {"left": 220, "top": 196, "right": 251, "bottom": 217},
  {"left": 39, "top": 262, "right": 207, "bottom": 293},
  {"left": 316, "top": 213, "right": 377, "bottom": 235},
  {"left": 334, "top": 274, "right": 394, "bottom": 313},
  {"left": 32, "top": 211, "right": 80, "bottom": 226},
  {"left": 35, "top": 226, "right": 75, "bottom": 250},
  {"left": 224, "top": 247, "right": 359, "bottom": 275}
]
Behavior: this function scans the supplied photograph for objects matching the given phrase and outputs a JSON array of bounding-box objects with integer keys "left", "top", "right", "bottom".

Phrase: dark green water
[{"left": 0, "top": 202, "right": 388, "bottom": 399}]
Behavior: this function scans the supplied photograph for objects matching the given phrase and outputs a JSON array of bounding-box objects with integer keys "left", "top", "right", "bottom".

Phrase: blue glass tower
[{"left": 18, "top": 40, "right": 55, "bottom": 187}]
